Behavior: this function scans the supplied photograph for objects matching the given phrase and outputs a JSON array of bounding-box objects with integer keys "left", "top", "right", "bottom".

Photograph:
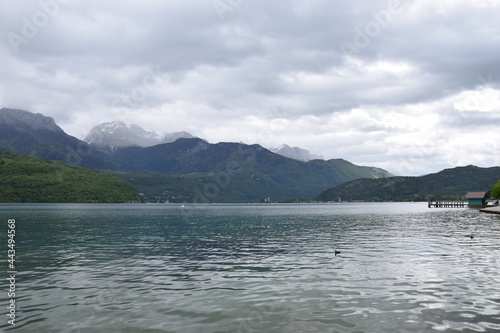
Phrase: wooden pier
[{"left": 428, "top": 199, "right": 466, "bottom": 208}]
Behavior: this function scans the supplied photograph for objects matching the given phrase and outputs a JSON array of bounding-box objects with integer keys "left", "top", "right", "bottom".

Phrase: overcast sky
[{"left": 1, "top": 0, "right": 499, "bottom": 175}]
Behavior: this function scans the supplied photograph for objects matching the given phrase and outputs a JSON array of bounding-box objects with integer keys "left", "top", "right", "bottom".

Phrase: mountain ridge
[
  {"left": 110, "top": 138, "right": 393, "bottom": 201},
  {"left": 0, "top": 108, "right": 64, "bottom": 133},
  {"left": 85, "top": 120, "right": 325, "bottom": 163},
  {"left": 314, "top": 165, "right": 500, "bottom": 202},
  {"left": 0, "top": 107, "right": 114, "bottom": 170}
]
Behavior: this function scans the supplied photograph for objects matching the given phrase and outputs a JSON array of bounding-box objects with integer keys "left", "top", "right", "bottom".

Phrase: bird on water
[{"left": 334, "top": 250, "right": 341, "bottom": 256}]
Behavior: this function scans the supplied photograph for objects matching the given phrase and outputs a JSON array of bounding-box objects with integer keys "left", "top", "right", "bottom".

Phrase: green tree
[{"left": 492, "top": 180, "right": 500, "bottom": 198}]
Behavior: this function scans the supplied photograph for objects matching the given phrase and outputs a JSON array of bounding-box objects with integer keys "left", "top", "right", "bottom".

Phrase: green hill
[
  {"left": 314, "top": 165, "right": 500, "bottom": 202},
  {"left": 0, "top": 153, "right": 141, "bottom": 203}
]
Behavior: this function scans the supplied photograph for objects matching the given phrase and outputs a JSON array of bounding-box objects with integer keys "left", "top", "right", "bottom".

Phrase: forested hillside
[
  {"left": 0, "top": 153, "right": 141, "bottom": 203},
  {"left": 314, "top": 165, "right": 500, "bottom": 202}
]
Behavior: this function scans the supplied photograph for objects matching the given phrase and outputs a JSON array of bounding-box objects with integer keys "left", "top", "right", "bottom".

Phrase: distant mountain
[
  {"left": 270, "top": 144, "right": 324, "bottom": 161},
  {"left": 110, "top": 138, "right": 392, "bottom": 201},
  {"left": 0, "top": 108, "right": 112, "bottom": 170},
  {"left": 0, "top": 152, "right": 141, "bottom": 203},
  {"left": 84, "top": 121, "right": 195, "bottom": 148},
  {"left": 1, "top": 108, "right": 393, "bottom": 202},
  {"left": 86, "top": 122, "right": 325, "bottom": 164},
  {"left": 314, "top": 165, "right": 500, "bottom": 202}
]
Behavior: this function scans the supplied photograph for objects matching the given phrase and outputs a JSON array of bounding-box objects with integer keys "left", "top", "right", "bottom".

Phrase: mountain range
[
  {"left": 109, "top": 138, "right": 391, "bottom": 201},
  {"left": 85, "top": 120, "right": 323, "bottom": 162},
  {"left": 0, "top": 107, "right": 392, "bottom": 202}
]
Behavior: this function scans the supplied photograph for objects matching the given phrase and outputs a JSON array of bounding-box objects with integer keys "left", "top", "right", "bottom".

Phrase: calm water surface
[{"left": 0, "top": 203, "right": 499, "bottom": 332}]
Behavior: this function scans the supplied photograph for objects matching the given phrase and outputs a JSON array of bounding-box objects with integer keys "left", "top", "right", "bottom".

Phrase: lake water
[{"left": 0, "top": 203, "right": 499, "bottom": 332}]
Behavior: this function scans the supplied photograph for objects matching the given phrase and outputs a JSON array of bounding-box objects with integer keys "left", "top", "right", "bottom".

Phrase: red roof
[{"left": 465, "top": 192, "right": 487, "bottom": 199}]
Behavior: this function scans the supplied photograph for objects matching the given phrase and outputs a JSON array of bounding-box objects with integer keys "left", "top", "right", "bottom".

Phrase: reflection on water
[{"left": 0, "top": 203, "right": 499, "bottom": 332}]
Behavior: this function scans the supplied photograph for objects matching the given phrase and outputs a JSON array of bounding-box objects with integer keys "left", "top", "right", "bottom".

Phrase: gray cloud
[{"left": 1, "top": 0, "right": 499, "bottom": 175}]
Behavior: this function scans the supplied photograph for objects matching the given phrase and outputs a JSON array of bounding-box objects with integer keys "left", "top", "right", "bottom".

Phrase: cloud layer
[{"left": 1, "top": 0, "right": 499, "bottom": 175}]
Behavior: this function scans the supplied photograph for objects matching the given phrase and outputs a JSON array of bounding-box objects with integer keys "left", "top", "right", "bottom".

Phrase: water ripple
[{"left": 1, "top": 203, "right": 499, "bottom": 332}]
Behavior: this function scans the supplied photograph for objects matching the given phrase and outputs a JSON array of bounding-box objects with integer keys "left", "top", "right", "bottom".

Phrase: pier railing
[{"left": 428, "top": 199, "right": 466, "bottom": 208}]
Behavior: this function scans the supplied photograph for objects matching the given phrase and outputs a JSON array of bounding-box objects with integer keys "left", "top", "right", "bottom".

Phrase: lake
[{"left": 0, "top": 203, "right": 499, "bottom": 332}]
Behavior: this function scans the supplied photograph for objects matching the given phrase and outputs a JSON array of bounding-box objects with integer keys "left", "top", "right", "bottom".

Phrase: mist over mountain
[
  {"left": 84, "top": 121, "right": 195, "bottom": 148},
  {"left": 85, "top": 122, "right": 322, "bottom": 163},
  {"left": 0, "top": 108, "right": 64, "bottom": 133},
  {"left": 271, "top": 144, "right": 324, "bottom": 162}
]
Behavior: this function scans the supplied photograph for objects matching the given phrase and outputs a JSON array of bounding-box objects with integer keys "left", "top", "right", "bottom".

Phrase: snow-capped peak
[{"left": 84, "top": 122, "right": 195, "bottom": 147}]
